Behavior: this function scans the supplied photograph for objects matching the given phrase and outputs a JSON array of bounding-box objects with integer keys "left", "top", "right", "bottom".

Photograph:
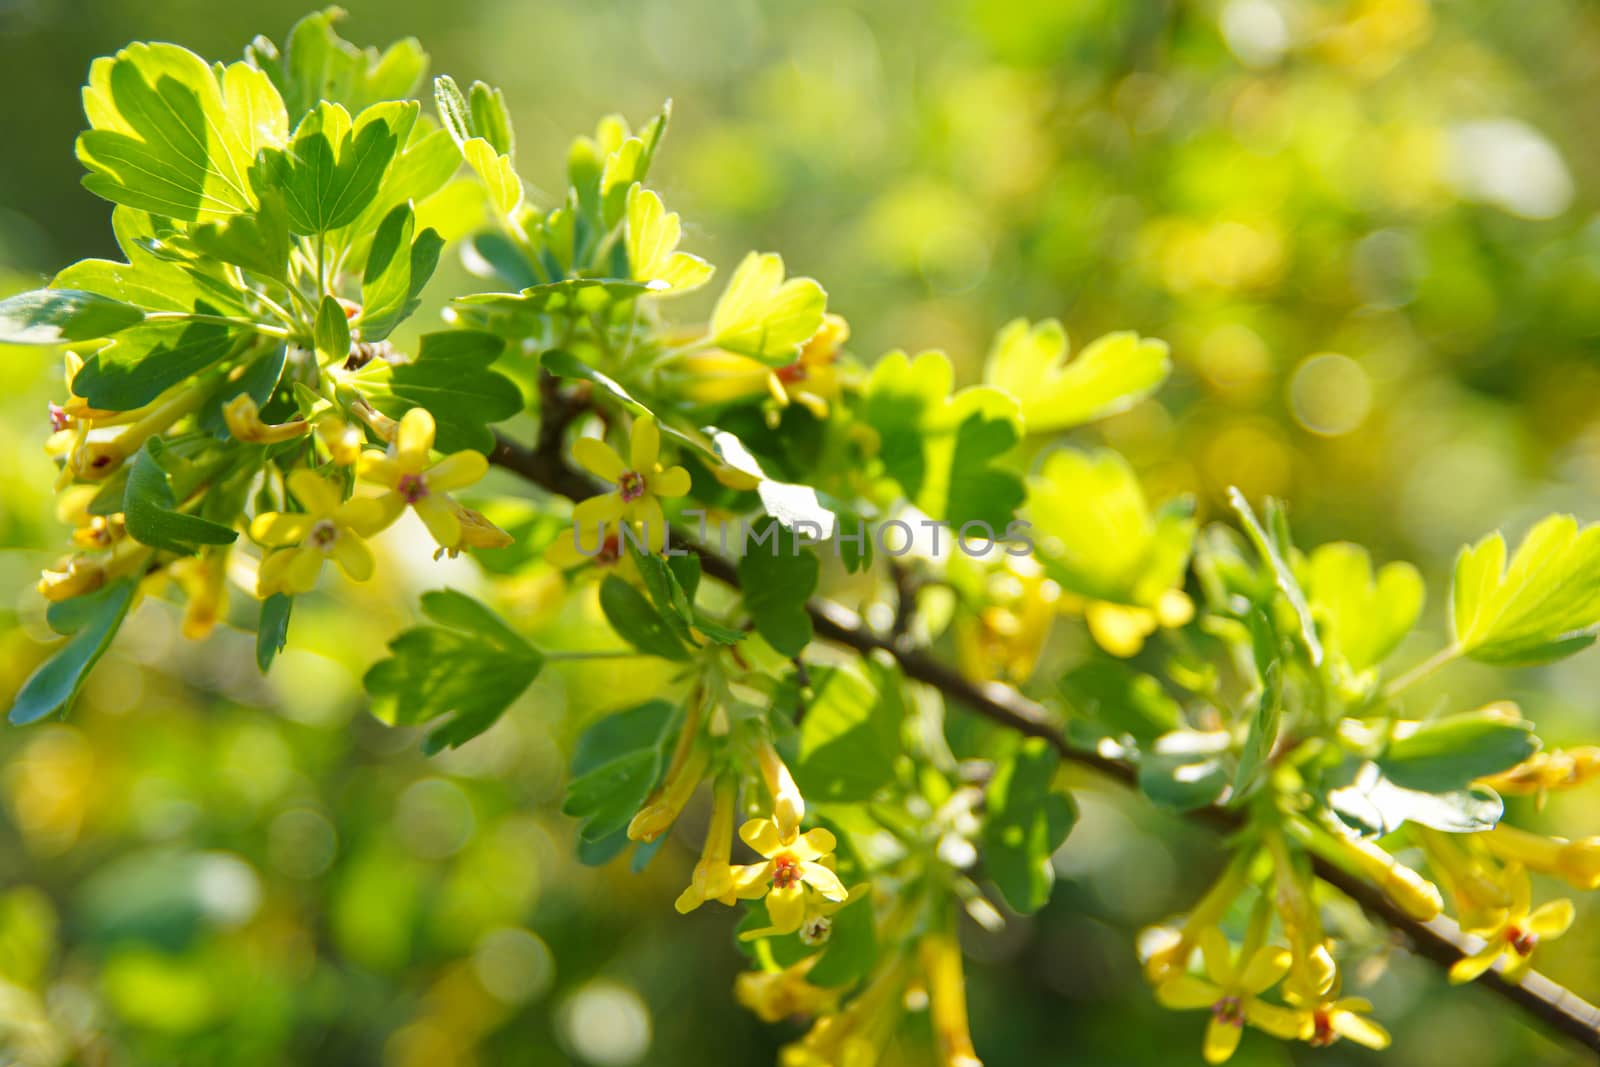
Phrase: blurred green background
[{"left": 4, "top": 0, "right": 1600, "bottom": 1063}]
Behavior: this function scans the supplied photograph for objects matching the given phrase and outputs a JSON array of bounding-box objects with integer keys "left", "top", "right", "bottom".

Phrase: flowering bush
[{"left": 9, "top": 9, "right": 1600, "bottom": 1064}]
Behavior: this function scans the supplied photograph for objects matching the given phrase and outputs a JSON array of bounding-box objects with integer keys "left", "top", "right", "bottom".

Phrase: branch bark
[{"left": 489, "top": 426, "right": 1600, "bottom": 1054}]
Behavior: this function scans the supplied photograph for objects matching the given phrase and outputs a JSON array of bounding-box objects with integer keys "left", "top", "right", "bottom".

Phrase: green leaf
[
  {"left": 708, "top": 252, "right": 827, "bottom": 366},
  {"left": 738, "top": 525, "right": 818, "bottom": 657},
  {"left": 1229, "top": 489, "right": 1322, "bottom": 667},
  {"left": 1026, "top": 448, "right": 1195, "bottom": 607},
  {"left": 1378, "top": 705, "right": 1538, "bottom": 793},
  {"left": 256, "top": 102, "right": 403, "bottom": 235},
  {"left": 314, "top": 294, "right": 351, "bottom": 365},
  {"left": 708, "top": 430, "right": 842, "bottom": 539},
  {"left": 1451, "top": 515, "right": 1600, "bottom": 665},
  {"left": 982, "top": 738, "right": 1076, "bottom": 914},
  {"left": 789, "top": 665, "right": 902, "bottom": 803},
  {"left": 1329, "top": 761, "right": 1503, "bottom": 835},
  {"left": 626, "top": 185, "right": 713, "bottom": 297},
  {"left": 630, "top": 551, "right": 699, "bottom": 646},
  {"left": 1139, "top": 730, "right": 1230, "bottom": 809},
  {"left": 435, "top": 76, "right": 522, "bottom": 216},
  {"left": 190, "top": 190, "right": 292, "bottom": 281},
  {"left": 122, "top": 441, "right": 238, "bottom": 553},
  {"left": 256, "top": 594, "right": 292, "bottom": 673},
  {"left": 359, "top": 202, "right": 441, "bottom": 341},
  {"left": 77, "top": 43, "right": 260, "bottom": 220},
  {"left": 276, "top": 8, "right": 427, "bottom": 117},
  {"left": 983, "top": 320, "right": 1170, "bottom": 433},
  {"left": 9, "top": 580, "right": 138, "bottom": 725},
  {"left": 1231, "top": 609, "right": 1283, "bottom": 800},
  {"left": 0, "top": 289, "right": 144, "bottom": 345},
  {"left": 1057, "top": 660, "right": 1181, "bottom": 744},
  {"left": 362, "top": 330, "right": 520, "bottom": 453},
  {"left": 1305, "top": 542, "right": 1424, "bottom": 675},
  {"left": 804, "top": 888, "right": 878, "bottom": 987},
  {"left": 363, "top": 589, "right": 543, "bottom": 753},
  {"left": 859, "top": 350, "right": 1025, "bottom": 530},
  {"left": 72, "top": 319, "right": 240, "bottom": 411},
  {"left": 599, "top": 575, "right": 690, "bottom": 661}
]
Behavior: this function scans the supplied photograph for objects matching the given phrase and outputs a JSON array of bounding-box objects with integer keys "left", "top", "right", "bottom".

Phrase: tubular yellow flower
[
  {"left": 780, "top": 954, "right": 909, "bottom": 1067},
  {"left": 250, "top": 470, "right": 395, "bottom": 597},
  {"left": 222, "top": 394, "right": 309, "bottom": 445},
  {"left": 733, "top": 818, "right": 849, "bottom": 940},
  {"left": 315, "top": 413, "right": 364, "bottom": 466},
  {"left": 955, "top": 556, "right": 1060, "bottom": 685},
  {"left": 1449, "top": 864, "right": 1573, "bottom": 984},
  {"left": 1290, "top": 818, "right": 1441, "bottom": 922},
  {"left": 735, "top": 956, "right": 841, "bottom": 1024},
  {"left": 1155, "top": 927, "right": 1302, "bottom": 1065},
  {"left": 169, "top": 550, "right": 229, "bottom": 640},
  {"left": 570, "top": 414, "right": 691, "bottom": 553},
  {"left": 1479, "top": 824, "right": 1600, "bottom": 891},
  {"left": 1481, "top": 747, "right": 1600, "bottom": 808},
  {"left": 1416, "top": 827, "right": 1510, "bottom": 934},
  {"left": 627, "top": 726, "right": 710, "bottom": 843},
  {"left": 38, "top": 535, "right": 150, "bottom": 603},
  {"left": 675, "top": 775, "right": 740, "bottom": 914},
  {"left": 55, "top": 382, "right": 205, "bottom": 485},
  {"left": 358, "top": 408, "right": 491, "bottom": 550},
  {"left": 1143, "top": 849, "right": 1254, "bottom": 985},
  {"left": 755, "top": 737, "right": 804, "bottom": 841},
  {"left": 440, "top": 502, "right": 513, "bottom": 556},
  {"left": 922, "top": 928, "right": 984, "bottom": 1067}
]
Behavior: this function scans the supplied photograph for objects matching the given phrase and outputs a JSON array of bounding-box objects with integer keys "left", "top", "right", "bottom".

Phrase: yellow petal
[
  {"left": 428, "top": 450, "right": 489, "bottom": 492},
  {"left": 341, "top": 493, "right": 404, "bottom": 536},
  {"left": 1238, "top": 947, "right": 1290, "bottom": 995},
  {"left": 331, "top": 533, "right": 374, "bottom": 582},
  {"left": 1243, "top": 998, "right": 1303, "bottom": 1039},
  {"left": 573, "top": 493, "right": 625, "bottom": 527},
  {"left": 800, "top": 862, "right": 847, "bottom": 901},
  {"left": 1085, "top": 601, "right": 1157, "bottom": 658},
  {"left": 413, "top": 494, "right": 463, "bottom": 548},
  {"left": 1197, "top": 927, "right": 1236, "bottom": 989},
  {"left": 1156, "top": 975, "right": 1221, "bottom": 1011},
  {"left": 285, "top": 547, "right": 325, "bottom": 593},
  {"left": 1527, "top": 898, "right": 1575, "bottom": 938},
  {"left": 1203, "top": 1016, "right": 1242, "bottom": 1064},
  {"left": 358, "top": 452, "right": 403, "bottom": 487},
  {"left": 574, "top": 437, "right": 626, "bottom": 481},
  {"left": 250, "top": 511, "right": 312, "bottom": 547},
  {"left": 650, "top": 465, "right": 692, "bottom": 498},
  {"left": 632, "top": 495, "right": 666, "bottom": 552},
  {"left": 675, "top": 885, "right": 704, "bottom": 915},
  {"left": 1448, "top": 943, "right": 1501, "bottom": 984},
  {"left": 1332, "top": 1009, "right": 1390, "bottom": 1050},
  {"left": 793, "top": 827, "right": 836, "bottom": 863},
  {"left": 631, "top": 413, "right": 660, "bottom": 470},
  {"left": 396, "top": 407, "right": 436, "bottom": 469},
  {"left": 731, "top": 863, "right": 774, "bottom": 899},
  {"left": 740, "top": 818, "right": 784, "bottom": 858},
  {"left": 288, "top": 470, "right": 341, "bottom": 517},
  {"left": 764, "top": 885, "right": 806, "bottom": 935},
  {"left": 256, "top": 548, "right": 296, "bottom": 596}
]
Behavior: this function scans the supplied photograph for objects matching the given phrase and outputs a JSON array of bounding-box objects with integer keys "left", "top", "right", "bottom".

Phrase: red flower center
[
  {"left": 48, "top": 403, "right": 70, "bottom": 432},
  {"left": 1211, "top": 996, "right": 1245, "bottom": 1028},
  {"left": 619, "top": 470, "right": 646, "bottom": 503},
  {"left": 310, "top": 519, "right": 339, "bottom": 550},
  {"left": 1311, "top": 1009, "right": 1336, "bottom": 1047},
  {"left": 1508, "top": 925, "right": 1539, "bottom": 956},
  {"left": 398, "top": 473, "right": 428, "bottom": 503},
  {"left": 772, "top": 854, "right": 801, "bottom": 890},
  {"left": 775, "top": 360, "right": 808, "bottom": 384}
]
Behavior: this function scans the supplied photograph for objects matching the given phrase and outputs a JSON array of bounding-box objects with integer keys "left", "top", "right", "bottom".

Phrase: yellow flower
[
  {"left": 358, "top": 408, "right": 492, "bottom": 550},
  {"left": 627, "top": 730, "right": 710, "bottom": 843},
  {"left": 1072, "top": 588, "right": 1194, "bottom": 659},
  {"left": 49, "top": 376, "right": 204, "bottom": 486},
  {"left": 1481, "top": 747, "right": 1600, "bottom": 808},
  {"left": 1155, "top": 928, "right": 1301, "bottom": 1064},
  {"left": 571, "top": 414, "right": 691, "bottom": 553},
  {"left": 955, "top": 555, "right": 1060, "bottom": 684},
  {"left": 250, "top": 471, "right": 395, "bottom": 597},
  {"left": 675, "top": 776, "right": 740, "bottom": 914},
  {"left": 1477, "top": 823, "right": 1600, "bottom": 891},
  {"left": 780, "top": 955, "right": 908, "bottom": 1067},
  {"left": 922, "top": 928, "right": 983, "bottom": 1067},
  {"left": 733, "top": 817, "right": 849, "bottom": 940},
  {"left": 1286, "top": 988, "right": 1390, "bottom": 1050},
  {"left": 665, "top": 314, "right": 849, "bottom": 423},
  {"left": 735, "top": 956, "right": 841, "bottom": 1024},
  {"left": 1142, "top": 850, "right": 1253, "bottom": 986},
  {"left": 442, "top": 503, "right": 514, "bottom": 555},
  {"left": 755, "top": 737, "right": 805, "bottom": 842},
  {"left": 222, "top": 394, "right": 309, "bottom": 445},
  {"left": 169, "top": 550, "right": 228, "bottom": 640},
  {"left": 543, "top": 522, "right": 639, "bottom": 580},
  {"left": 315, "top": 413, "right": 364, "bottom": 466},
  {"left": 1449, "top": 864, "right": 1573, "bottom": 984}
]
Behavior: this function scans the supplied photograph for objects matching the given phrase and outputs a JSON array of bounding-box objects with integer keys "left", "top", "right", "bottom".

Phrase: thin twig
[{"left": 487, "top": 431, "right": 1600, "bottom": 1054}]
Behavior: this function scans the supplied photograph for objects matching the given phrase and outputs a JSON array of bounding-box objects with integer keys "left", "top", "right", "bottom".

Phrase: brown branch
[{"left": 488, "top": 429, "right": 1600, "bottom": 1055}]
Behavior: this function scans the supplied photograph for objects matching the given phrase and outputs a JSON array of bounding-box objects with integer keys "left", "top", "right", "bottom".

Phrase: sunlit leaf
[{"left": 983, "top": 320, "right": 1169, "bottom": 433}]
